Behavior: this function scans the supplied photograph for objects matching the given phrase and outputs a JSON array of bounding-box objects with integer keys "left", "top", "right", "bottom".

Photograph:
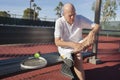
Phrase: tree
[
  {"left": 33, "top": 3, "right": 37, "bottom": 20},
  {"left": 92, "top": 0, "right": 120, "bottom": 23},
  {"left": 29, "top": 0, "right": 34, "bottom": 19},
  {"left": 33, "top": 3, "right": 42, "bottom": 20},
  {"left": 23, "top": 7, "right": 41, "bottom": 20},
  {"left": 22, "top": 8, "right": 34, "bottom": 19},
  {"left": 36, "top": 6, "right": 41, "bottom": 16},
  {"left": 23, "top": 0, "right": 41, "bottom": 20},
  {"left": 54, "top": 2, "right": 64, "bottom": 18},
  {"left": 0, "top": 11, "right": 11, "bottom": 17}
]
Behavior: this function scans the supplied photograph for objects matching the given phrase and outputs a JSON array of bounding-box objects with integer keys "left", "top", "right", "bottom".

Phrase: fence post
[{"left": 88, "top": 0, "right": 102, "bottom": 64}]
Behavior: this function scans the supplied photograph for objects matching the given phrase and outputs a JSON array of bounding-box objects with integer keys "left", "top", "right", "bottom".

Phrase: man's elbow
[
  {"left": 54, "top": 39, "right": 60, "bottom": 46},
  {"left": 54, "top": 41, "right": 58, "bottom": 46},
  {"left": 92, "top": 24, "right": 100, "bottom": 33}
]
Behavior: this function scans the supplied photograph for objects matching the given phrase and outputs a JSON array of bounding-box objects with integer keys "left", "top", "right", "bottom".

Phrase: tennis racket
[{"left": 20, "top": 56, "right": 47, "bottom": 69}]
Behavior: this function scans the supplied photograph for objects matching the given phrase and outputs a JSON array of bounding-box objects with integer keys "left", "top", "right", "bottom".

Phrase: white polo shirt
[{"left": 54, "top": 15, "right": 95, "bottom": 56}]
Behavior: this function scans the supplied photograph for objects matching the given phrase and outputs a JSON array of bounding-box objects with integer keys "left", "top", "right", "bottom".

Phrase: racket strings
[{"left": 23, "top": 58, "right": 45, "bottom": 66}]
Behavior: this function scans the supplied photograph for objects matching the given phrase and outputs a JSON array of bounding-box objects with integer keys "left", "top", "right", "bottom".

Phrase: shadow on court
[{"left": 85, "top": 64, "right": 120, "bottom": 80}]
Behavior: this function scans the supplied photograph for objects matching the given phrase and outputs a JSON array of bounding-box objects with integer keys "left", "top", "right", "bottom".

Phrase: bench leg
[{"left": 61, "top": 63, "right": 79, "bottom": 80}]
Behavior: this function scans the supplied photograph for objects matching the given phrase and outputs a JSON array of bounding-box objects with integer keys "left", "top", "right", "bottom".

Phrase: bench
[
  {"left": 0, "top": 25, "right": 96, "bottom": 80},
  {"left": 0, "top": 51, "right": 95, "bottom": 79}
]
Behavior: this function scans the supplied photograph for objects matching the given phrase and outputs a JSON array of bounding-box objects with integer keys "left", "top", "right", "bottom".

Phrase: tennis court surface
[{"left": 0, "top": 35, "right": 120, "bottom": 80}]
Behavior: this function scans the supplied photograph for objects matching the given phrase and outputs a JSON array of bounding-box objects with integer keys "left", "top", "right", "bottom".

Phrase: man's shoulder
[{"left": 56, "top": 16, "right": 65, "bottom": 22}]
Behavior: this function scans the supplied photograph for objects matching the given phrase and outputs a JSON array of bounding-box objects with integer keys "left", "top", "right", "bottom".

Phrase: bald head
[{"left": 63, "top": 3, "right": 75, "bottom": 14}]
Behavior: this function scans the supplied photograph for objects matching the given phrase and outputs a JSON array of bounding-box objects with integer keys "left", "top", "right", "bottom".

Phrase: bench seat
[{"left": 0, "top": 51, "right": 94, "bottom": 79}]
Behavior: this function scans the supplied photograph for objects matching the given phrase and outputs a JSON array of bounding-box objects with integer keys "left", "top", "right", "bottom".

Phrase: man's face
[{"left": 64, "top": 11, "right": 76, "bottom": 25}]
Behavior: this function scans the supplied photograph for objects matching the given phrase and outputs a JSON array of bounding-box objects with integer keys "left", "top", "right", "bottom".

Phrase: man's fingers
[{"left": 73, "top": 37, "right": 95, "bottom": 54}]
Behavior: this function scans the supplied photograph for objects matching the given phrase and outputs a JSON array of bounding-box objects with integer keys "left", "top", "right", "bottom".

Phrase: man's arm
[
  {"left": 73, "top": 24, "right": 100, "bottom": 53},
  {"left": 86, "top": 24, "right": 100, "bottom": 45},
  {"left": 55, "top": 37, "right": 86, "bottom": 54},
  {"left": 55, "top": 37, "right": 77, "bottom": 48}
]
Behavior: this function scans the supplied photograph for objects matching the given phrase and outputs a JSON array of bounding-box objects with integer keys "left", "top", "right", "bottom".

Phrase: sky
[{"left": 0, "top": 0, "right": 119, "bottom": 21}]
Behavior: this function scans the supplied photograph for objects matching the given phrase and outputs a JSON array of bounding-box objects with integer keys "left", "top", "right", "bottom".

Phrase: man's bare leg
[{"left": 73, "top": 53, "right": 85, "bottom": 80}]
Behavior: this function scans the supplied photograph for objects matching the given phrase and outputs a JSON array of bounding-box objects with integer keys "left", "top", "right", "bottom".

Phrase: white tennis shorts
[{"left": 58, "top": 40, "right": 84, "bottom": 61}]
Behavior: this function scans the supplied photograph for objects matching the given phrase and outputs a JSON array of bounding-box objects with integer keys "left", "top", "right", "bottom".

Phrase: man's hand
[
  {"left": 73, "top": 40, "right": 90, "bottom": 53},
  {"left": 73, "top": 43, "right": 85, "bottom": 53},
  {"left": 73, "top": 31, "right": 96, "bottom": 53},
  {"left": 72, "top": 24, "right": 100, "bottom": 53}
]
